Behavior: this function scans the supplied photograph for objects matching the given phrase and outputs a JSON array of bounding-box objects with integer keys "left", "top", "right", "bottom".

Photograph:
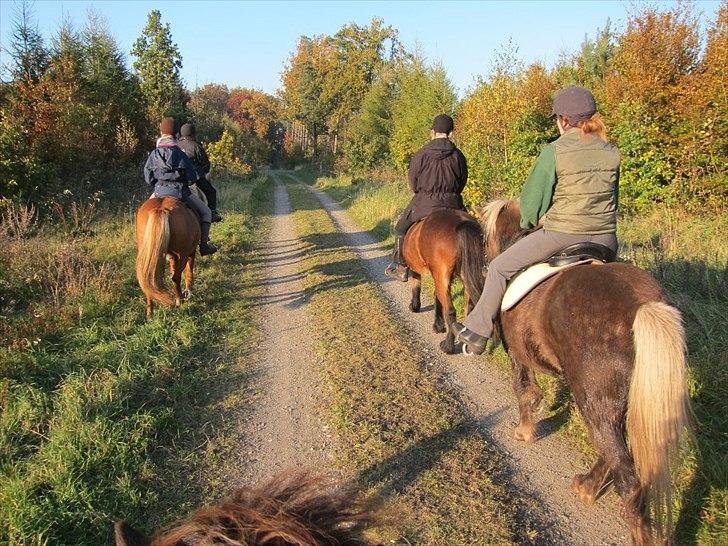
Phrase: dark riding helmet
[
  {"left": 432, "top": 114, "right": 454, "bottom": 134},
  {"left": 180, "top": 123, "right": 196, "bottom": 137},
  {"left": 160, "top": 117, "right": 176, "bottom": 136},
  {"left": 552, "top": 86, "right": 597, "bottom": 123}
]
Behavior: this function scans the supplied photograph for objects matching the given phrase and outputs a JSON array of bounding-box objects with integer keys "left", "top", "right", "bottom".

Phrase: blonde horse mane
[{"left": 480, "top": 199, "right": 514, "bottom": 244}]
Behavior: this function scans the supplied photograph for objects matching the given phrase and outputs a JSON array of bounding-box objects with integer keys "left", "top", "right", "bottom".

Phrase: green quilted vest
[{"left": 544, "top": 128, "right": 620, "bottom": 234}]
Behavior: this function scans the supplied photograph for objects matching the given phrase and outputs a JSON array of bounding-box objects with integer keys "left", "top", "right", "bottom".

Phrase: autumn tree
[
  {"left": 131, "top": 10, "right": 187, "bottom": 123},
  {"left": 8, "top": 1, "right": 48, "bottom": 84},
  {"left": 188, "top": 83, "right": 230, "bottom": 142}
]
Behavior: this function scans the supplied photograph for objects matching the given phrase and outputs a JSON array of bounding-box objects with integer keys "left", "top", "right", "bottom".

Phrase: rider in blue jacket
[{"left": 144, "top": 117, "right": 218, "bottom": 255}]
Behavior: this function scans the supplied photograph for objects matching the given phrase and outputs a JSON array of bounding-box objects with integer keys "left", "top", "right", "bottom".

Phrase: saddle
[{"left": 501, "top": 242, "right": 616, "bottom": 311}]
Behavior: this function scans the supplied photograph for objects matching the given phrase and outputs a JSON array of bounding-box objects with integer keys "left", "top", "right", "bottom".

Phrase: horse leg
[
  {"left": 169, "top": 256, "right": 184, "bottom": 306},
  {"left": 409, "top": 272, "right": 421, "bottom": 312},
  {"left": 511, "top": 355, "right": 543, "bottom": 443},
  {"left": 433, "top": 296, "right": 446, "bottom": 333},
  {"left": 578, "top": 399, "right": 650, "bottom": 545},
  {"left": 146, "top": 296, "right": 154, "bottom": 320},
  {"left": 435, "top": 274, "right": 457, "bottom": 354},
  {"left": 570, "top": 457, "right": 611, "bottom": 505},
  {"left": 183, "top": 254, "right": 195, "bottom": 300}
]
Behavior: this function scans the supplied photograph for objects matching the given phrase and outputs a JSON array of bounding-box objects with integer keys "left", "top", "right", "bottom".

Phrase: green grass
[
  {"left": 282, "top": 174, "right": 544, "bottom": 545},
  {"left": 311, "top": 170, "right": 728, "bottom": 545},
  {"left": 0, "top": 174, "right": 273, "bottom": 544}
]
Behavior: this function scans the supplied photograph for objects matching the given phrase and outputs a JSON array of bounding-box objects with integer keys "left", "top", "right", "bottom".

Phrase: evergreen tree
[
  {"left": 131, "top": 9, "right": 186, "bottom": 123},
  {"left": 9, "top": 1, "right": 48, "bottom": 83}
]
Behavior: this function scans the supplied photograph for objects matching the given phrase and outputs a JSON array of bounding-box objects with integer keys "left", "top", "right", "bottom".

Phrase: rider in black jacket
[
  {"left": 385, "top": 114, "right": 468, "bottom": 281},
  {"left": 177, "top": 123, "right": 223, "bottom": 222}
]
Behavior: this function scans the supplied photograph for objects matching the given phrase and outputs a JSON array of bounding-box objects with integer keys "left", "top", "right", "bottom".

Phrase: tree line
[
  {"left": 1, "top": 1, "right": 726, "bottom": 212},
  {"left": 0, "top": 4, "right": 285, "bottom": 209},
  {"left": 280, "top": 2, "right": 727, "bottom": 212}
]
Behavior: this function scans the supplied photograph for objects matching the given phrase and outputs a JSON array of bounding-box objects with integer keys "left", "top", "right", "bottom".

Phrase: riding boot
[
  {"left": 210, "top": 209, "right": 224, "bottom": 223},
  {"left": 454, "top": 322, "right": 488, "bottom": 355},
  {"left": 385, "top": 235, "right": 409, "bottom": 282},
  {"left": 199, "top": 222, "right": 219, "bottom": 256}
]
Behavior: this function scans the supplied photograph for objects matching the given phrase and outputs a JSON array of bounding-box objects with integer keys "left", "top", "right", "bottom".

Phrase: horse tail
[
  {"left": 456, "top": 220, "right": 486, "bottom": 303},
  {"left": 627, "top": 301, "right": 691, "bottom": 537},
  {"left": 136, "top": 208, "right": 174, "bottom": 306}
]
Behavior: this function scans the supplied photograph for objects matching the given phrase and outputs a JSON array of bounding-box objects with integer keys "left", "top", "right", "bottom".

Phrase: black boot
[
  {"left": 199, "top": 222, "right": 218, "bottom": 256},
  {"left": 210, "top": 209, "right": 223, "bottom": 223},
  {"left": 454, "top": 322, "right": 488, "bottom": 355},
  {"left": 385, "top": 235, "right": 409, "bottom": 282}
]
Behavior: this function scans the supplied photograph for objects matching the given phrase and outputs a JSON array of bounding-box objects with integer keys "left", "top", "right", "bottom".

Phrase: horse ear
[
  {"left": 473, "top": 205, "right": 486, "bottom": 218},
  {"left": 115, "top": 521, "right": 151, "bottom": 546}
]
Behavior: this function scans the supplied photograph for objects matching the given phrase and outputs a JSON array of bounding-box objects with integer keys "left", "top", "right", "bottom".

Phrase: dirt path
[
  {"left": 297, "top": 175, "right": 630, "bottom": 545},
  {"left": 234, "top": 173, "right": 332, "bottom": 486}
]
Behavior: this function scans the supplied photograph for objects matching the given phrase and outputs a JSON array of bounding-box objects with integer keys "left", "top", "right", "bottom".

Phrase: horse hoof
[
  {"left": 409, "top": 302, "right": 420, "bottom": 313},
  {"left": 513, "top": 425, "right": 536, "bottom": 443},
  {"left": 182, "top": 290, "right": 192, "bottom": 301},
  {"left": 570, "top": 475, "right": 597, "bottom": 505},
  {"left": 433, "top": 323, "right": 446, "bottom": 334},
  {"left": 439, "top": 339, "right": 456, "bottom": 354}
]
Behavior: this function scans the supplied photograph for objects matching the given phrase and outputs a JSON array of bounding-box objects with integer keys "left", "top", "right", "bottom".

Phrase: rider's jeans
[{"left": 463, "top": 228, "right": 618, "bottom": 338}]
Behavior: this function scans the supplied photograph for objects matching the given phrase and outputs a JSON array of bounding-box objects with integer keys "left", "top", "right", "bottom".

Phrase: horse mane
[
  {"left": 478, "top": 199, "right": 523, "bottom": 257},
  {"left": 149, "top": 471, "right": 376, "bottom": 546}
]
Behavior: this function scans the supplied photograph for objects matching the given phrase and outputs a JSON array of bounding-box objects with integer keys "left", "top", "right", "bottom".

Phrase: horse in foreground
[
  {"left": 402, "top": 209, "right": 485, "bottom": 353},
  {"left": 479, "top": 199, "right": 691, "bottom": 545},
  {"left": 136, "top": 196, "right": 200, "bottom": 318},
  {"left": 115, "top": 472, "right": 376, "bottom": 546}
]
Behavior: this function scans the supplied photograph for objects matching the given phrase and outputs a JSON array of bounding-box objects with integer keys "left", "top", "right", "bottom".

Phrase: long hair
[{"left": 575, "top": 112, "right": 608, "bottom": 141}]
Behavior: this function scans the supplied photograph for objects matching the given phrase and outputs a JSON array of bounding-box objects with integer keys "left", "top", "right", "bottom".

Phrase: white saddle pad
[{"left": 501, "top": 259, "right": 598, "bottom": 311}]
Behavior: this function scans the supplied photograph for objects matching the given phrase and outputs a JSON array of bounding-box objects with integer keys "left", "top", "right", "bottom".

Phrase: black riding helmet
[{"left": 552, "top": 86, "right": 597, "bottom": 123}]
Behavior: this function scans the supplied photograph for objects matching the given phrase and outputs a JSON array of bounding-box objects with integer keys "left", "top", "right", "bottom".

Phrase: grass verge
[
  {"left": 282, "top": 173, "right": 543, "bottom": 545},
  {"left": 312, "top": 171, "right": 728, "bottom": 545},
  {"left": 0, "top": 174, "right": 273, "bottom": 544}
]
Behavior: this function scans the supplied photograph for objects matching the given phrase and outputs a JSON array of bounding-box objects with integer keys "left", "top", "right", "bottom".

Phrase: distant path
[
  {"left": 296, "top": 174, "right": 630, "bottom": 546},
  {"left": 234, "top": 173, "right": 332, "bottom": 486}
]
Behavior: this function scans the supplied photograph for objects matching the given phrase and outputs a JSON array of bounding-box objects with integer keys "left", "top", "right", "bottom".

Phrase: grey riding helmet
[{"left": 552, "top": 86, "right": 597, "bottom": 123}]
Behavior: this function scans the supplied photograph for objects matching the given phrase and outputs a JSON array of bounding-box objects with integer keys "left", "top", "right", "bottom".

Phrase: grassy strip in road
[
  {"left": 0, "top": 175, "right": 272, "bottom": 544},
  {"left": 283, "top": 174, "right": 543, "bottom": 545},
  {"left": 311, "top": 172, "right": 728, "bottom": 545}
]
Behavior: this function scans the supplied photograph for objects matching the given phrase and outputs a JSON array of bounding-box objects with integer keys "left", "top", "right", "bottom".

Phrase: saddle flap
[{"left": 501, "top": 259, "right": 599, "bottom": 311}]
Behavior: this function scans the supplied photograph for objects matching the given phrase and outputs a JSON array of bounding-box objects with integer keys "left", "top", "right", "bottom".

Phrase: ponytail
[{"left": 576, "top": 112, "right": 607, "bottom": 141}]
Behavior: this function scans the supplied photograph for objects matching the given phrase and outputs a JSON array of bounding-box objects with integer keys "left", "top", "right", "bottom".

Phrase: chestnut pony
[
  {"left": 135, "top": 197, "right": 200, "bottom": 318},
  {"left": 479, "top": 199, "right": 691, "bottom": 545},
  {"left": 402, "top": 209, "right": 485, "bottom": 353},
  {"left": 114, "top": 472, "right": 376, "bottom": 546}
]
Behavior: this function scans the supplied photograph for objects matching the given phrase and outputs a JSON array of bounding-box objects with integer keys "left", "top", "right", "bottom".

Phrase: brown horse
[
  {"left": 478, "top": 199, "right": 691, "bottom": 545},
  {"left": 402, "top": 209, "right": 485, "bottom": 353},
  {"left": 136, "top": 197, "right": 200, "bottom": 318},
  {"left": 114, "top": 471, "right": 377, "bottom": 546}
]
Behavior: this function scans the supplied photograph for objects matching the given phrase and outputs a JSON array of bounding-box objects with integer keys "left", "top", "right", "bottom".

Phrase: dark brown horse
[
  {"left": 114, "top": 471, "right": 377, "bottom": 546},
  {"left": 402, "top": 209, "right": 485, "bottom": 353},
  {"left": 478, "top": 199, "right": 691, "bottom": 545},
  {"left": 136, "top": 197, "right": 200, "bottom": 318}
]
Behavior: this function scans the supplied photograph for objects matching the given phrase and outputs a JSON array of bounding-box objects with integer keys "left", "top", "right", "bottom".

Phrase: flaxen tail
[
  {"left": 456, "top": 220, "right": 485, "bottom": 304},
  {"left": 136, "top": 208, "right": 174, "bottom": 306},
  {"left": 628, "top": 301, "right": 692, "bottom": 539}
]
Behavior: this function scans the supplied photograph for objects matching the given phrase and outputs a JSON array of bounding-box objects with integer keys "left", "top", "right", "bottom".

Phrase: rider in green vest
[{"left": 455, "top": 86, "right": 621, "bottom": 354}]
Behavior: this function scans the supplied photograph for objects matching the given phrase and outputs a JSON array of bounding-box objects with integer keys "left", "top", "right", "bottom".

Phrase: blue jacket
[{"left": 144, "top": 138, "right": 197, "bottom": 199}]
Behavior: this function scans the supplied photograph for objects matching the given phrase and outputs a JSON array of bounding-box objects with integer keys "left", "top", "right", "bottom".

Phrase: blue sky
[{"left": 0, "top": 1, "right": 722, "bottom": 97}]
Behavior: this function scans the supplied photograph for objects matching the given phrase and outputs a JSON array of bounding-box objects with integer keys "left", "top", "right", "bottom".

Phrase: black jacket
[
  {"left": 178, "top": 136, "right": 211, "bottom": 181},
  {"left": 407, "top": 138, "right": 468, "bottom": 210}
]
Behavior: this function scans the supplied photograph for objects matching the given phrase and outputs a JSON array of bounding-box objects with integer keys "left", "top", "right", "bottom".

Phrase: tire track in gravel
[
  {"left": 234, "top": 173, "right": 333, "bottom": 486},
  {"left": 293, "top": 173, "right": 631, "bottom": 546}
]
